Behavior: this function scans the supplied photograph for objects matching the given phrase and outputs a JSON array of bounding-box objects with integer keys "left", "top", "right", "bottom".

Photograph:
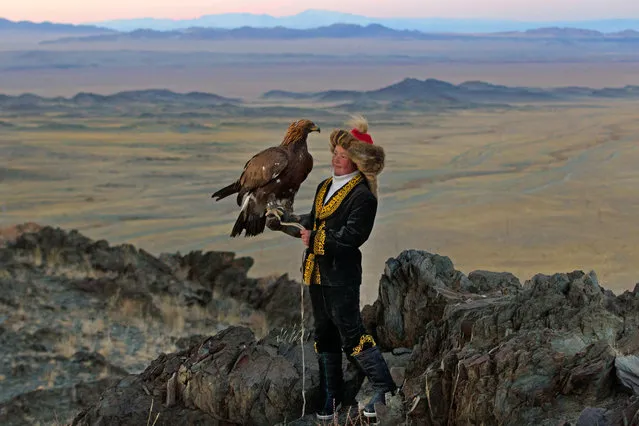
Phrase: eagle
[{"left": 211, "top": 119, "right": 320, "bottom": 237}]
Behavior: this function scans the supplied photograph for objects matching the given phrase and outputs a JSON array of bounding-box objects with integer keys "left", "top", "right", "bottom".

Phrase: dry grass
[
  {"left": 275, "top": 324, "right": 309, "bottom": 344},
  {"left": 146, "top": 398, "right": 161, "bottom": 426},
  {"left": 54, "top": 334, "right": 78, "bottom": 358}
]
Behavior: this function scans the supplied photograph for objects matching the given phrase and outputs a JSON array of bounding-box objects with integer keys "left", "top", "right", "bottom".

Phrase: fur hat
[{"left": 329, "top": 115, "right": 385, "bottom": 197}]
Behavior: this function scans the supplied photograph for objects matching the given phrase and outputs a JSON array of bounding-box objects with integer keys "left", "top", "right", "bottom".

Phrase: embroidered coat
[{"left": 299, "top": 172, "right": 377, "bottom": 286}]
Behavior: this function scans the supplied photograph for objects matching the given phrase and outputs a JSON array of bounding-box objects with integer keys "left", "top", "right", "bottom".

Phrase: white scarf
[{"left": 324, "top": 170, "right": 360, "bottom": 204}]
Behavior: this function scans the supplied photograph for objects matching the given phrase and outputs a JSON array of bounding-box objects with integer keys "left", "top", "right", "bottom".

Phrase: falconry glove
[{"left": 266, "top": 203, "right": 306, "bottom": 237}]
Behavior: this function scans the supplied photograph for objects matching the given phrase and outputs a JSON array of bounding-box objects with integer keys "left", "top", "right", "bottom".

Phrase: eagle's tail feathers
[
  {"left": 230, "top": 214, "right": 246, "bottom": 238},
  {"left": 245, "top": 215, "right": 266, "bottom": 237},
  {"left": 230, "top": 195, "right": 266, "bottom": 237},
  {"left": 212, "top": 181, "right": 241, "bottom": 201},
  {"left": 230, "top": 213, "right": 266, "bottom": 237}
]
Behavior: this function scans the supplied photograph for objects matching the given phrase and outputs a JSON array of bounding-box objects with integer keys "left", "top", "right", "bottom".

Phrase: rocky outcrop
[
  {"left": 71, "top": 326, "right": 370, "bottom": 426},
  {"left": 3, "top": 226, "right": 638, "bottom": 426},
  {"left": 0, "top": 225, "right": 314, "bottom": 424},
  {"left": 159, "top": 250, "right": 313, "bottom": 329},
  {"left": 362, "top": 250, "right": 639, "bottom": 426},
  {"left": 361, "top": 250, "right": 524, "bottom": 350}
]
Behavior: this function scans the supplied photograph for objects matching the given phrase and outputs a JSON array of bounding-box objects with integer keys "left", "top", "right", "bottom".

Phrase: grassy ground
[{"left": 3, "top": 100, "right": 639, "bottom": 305}]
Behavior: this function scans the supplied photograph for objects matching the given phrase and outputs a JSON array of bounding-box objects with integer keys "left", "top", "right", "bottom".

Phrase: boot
[
  {"left": 316, "top": 352, "right": 344, "bottom": 420},
  {"left": 353, "top": 346, "right": 397, "bottom": 419},
  {"left": 342, "top": 353, "right": 366, "bottom": 407}
]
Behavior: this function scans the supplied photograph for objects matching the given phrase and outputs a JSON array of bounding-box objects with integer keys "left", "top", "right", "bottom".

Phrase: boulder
[
  {"left": 363, "top": 250, "right": 523, "bottom": 350},
  {"left": 363, "top": 250, "right": 639, "bottom": 425},
  {"left": 71, "top": 326, "right": 367, "bottom": 425}
]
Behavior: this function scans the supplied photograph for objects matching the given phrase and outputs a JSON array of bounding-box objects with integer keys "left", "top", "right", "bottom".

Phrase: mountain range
[
  {"left": 2, "top": 11, "right": 639, "bottom": 34},
  {"left": 86, "top": 9, "right": 639, "bottom": 33},
  {"left": 0, "top": 89, "right": 237, "bottom": 106},
  {"left": 2, "top": 78, "right": 638, "bottom": 109},
  {"left": 36, "top": 24, "right": 639, "bottom": 45},
  {"left": 0, "top": 17, "right": 112, "bottom": 33},
  {"left": 261, "top": 77, "right": 639, "bottom": 104}
]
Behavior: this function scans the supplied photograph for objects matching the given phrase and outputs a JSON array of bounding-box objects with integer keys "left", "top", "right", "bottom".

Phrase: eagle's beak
[{"left": 311, "top": 125, "right": 320, "bottom": 133}]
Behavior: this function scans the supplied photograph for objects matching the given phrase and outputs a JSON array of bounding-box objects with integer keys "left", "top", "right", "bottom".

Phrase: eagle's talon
[
  {"left": 265, "top": 201, "right": 286, "bottom": 219},
  {"left": 265, "top": 206, "right": 284, "bottom": 220},
  {"left": 269, "top": 210, "right": 281, "bottom": 220}
]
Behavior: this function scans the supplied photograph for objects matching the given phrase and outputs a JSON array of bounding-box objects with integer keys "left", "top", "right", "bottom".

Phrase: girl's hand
[{"left": 300, "top": 229, "right": 311, "bottom": 247}]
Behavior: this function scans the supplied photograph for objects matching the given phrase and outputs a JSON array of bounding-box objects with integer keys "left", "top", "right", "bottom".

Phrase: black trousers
[{"left": 309, "top": 284, "right": 368, "bottom": 355}]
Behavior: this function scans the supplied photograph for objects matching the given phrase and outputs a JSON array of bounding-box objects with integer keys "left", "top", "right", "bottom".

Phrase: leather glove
[
  {"left": 265, "top": 203, "right": 303, "bottom": 237},
  {"left": 266, "top": 213, "right": 283, "bottom": 231}
]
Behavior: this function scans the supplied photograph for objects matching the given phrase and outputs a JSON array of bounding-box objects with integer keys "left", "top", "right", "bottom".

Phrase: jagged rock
[
  {"left": 71, "top": 326, "right": 366, "bottom": 425},
  {"left": 174, "top": 335, "right": 209, "bottom": 351},
  {"left": 615, "top": 355, "right": 639, "bottom": 395},
  {"left": 576, "top": 407, "right": 607, "bottom": 426},
  {"left": 362, "top": 250, "right": 639, "bottom": 426},
  {"left": 2, "top": 224, "right": 310, "bottom": 333},
  {"left": 4, "top": 226, "right": 213, "bottom": 309},
  {"left": 466, "top": 270, "right": 522, "bottom": 294},
  {"left": 0, "top": 225, "right": 314, "bottom": 424},
  {"left": 0, "top": 377, "right": 122, "bottom": 426},
  {"left": 363, "top": 250, "right": 521, "bottom": 350},
  {"left": 576, "top": 397, "right": 639, "bottom": 426},
  {"left": 161, "top": 250, "right": 314, "bottom": 329},
  {"left": 4, "top": 227, "right": 639, "bottom": 426},
  {"left": 0, "top": 335, "right": 129, "bottom": 426},
  {"left": 0, "top": 222, "right": 43, "bottom": 248}
]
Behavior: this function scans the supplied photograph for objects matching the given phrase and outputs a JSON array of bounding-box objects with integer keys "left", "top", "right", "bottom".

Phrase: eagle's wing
[{"left": 239, "top": 147, "right": 289, "bottom": 190}]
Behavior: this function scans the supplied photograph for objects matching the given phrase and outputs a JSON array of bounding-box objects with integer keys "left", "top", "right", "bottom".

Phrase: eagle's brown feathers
[
  {"left": 238, "top": 147, "right": 289, "bottom": 191},
  {"left": 212, "top": 119, "right": 319, "bottom": 237}
]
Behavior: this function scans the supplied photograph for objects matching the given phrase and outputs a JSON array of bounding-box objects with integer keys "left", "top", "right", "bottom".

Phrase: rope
[
  {"left": 280, "top": 221, "right": 306, "bottom": 231},
  {"left": 266, "top": 206, "right": 306, "bottom": 231},
  {"left": 299, "top": 273, "right": 307, "bottom": 418},
  {"left": 266, "top": 205, "right": 308, "bottom": 418}
]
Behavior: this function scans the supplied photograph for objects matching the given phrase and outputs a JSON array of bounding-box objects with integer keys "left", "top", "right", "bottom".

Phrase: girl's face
[{"left": 332, "top": 145, "right": 357, "bottom": 176}]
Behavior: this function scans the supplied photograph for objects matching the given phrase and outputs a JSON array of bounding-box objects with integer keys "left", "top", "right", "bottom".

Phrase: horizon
[
  {"left": 3, "top": 2, "right": 639, "bottom": 25},
  {"left": 2, "top": 75, "right": 639, "bottom": 99}
]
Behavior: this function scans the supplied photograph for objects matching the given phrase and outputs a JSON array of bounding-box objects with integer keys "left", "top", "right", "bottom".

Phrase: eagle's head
[{"left": 282, "top": 119, "right": 320, "bottom": 145}]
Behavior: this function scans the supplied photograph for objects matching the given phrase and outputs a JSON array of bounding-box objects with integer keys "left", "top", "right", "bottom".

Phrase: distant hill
[
  {"left": 262, "top": 77, "right": 639, "bottom": 104},
  {"left": 2, "top": 80, "right": 638, "bottom": 116},
  {"left": 0, "top": 89, "right": 239, "bottom": 109},
  {"left": 41, "top": 24, "right": 439, "bottom": 44},
  {"left": 40, "top": 23, "right": 639, "bottom": 45},
  {"left": 86, "top": 9, "right": 639, "bottom": 33},
  {"left": 495, "top": 27, "right": 639, "bottom": 38},
  {"left": 0, "top": 17, "right": 113, "bottom": 33}
]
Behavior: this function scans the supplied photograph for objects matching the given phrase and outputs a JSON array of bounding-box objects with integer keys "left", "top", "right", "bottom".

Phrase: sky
[{"left": 3, "top": 0, "right": 639, "bottom": 23}]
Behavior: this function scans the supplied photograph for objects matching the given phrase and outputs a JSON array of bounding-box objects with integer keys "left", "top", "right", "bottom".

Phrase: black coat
[{"left": 298, "top": 172, "right": 377, "bottom": 286}]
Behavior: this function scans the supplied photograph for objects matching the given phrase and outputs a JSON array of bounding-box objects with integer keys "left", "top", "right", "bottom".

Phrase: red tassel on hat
[{"left": 351, "top": 128, "right": 374, "bottom": 144}]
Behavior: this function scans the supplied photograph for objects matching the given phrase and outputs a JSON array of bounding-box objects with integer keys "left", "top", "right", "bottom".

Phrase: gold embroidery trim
[
  {"left": 302, "top": 253, "right": 315, "bottom": 285},
  {"left": 317, "top": 174, "right": 363, "bottom": 220},
  {"left": 314, "top": 178, "right": 332, "bottom": 216},
  {"left": 313, "top": 223, "right": 326, "bottom": 255},
  {"left": 351, "top": 334, "right": 376, "bottom": 356}
]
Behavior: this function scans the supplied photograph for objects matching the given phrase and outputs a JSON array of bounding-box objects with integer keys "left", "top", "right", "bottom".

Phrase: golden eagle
[{"left": 211, "top": 119, "right": 320, "bottom": 237}]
